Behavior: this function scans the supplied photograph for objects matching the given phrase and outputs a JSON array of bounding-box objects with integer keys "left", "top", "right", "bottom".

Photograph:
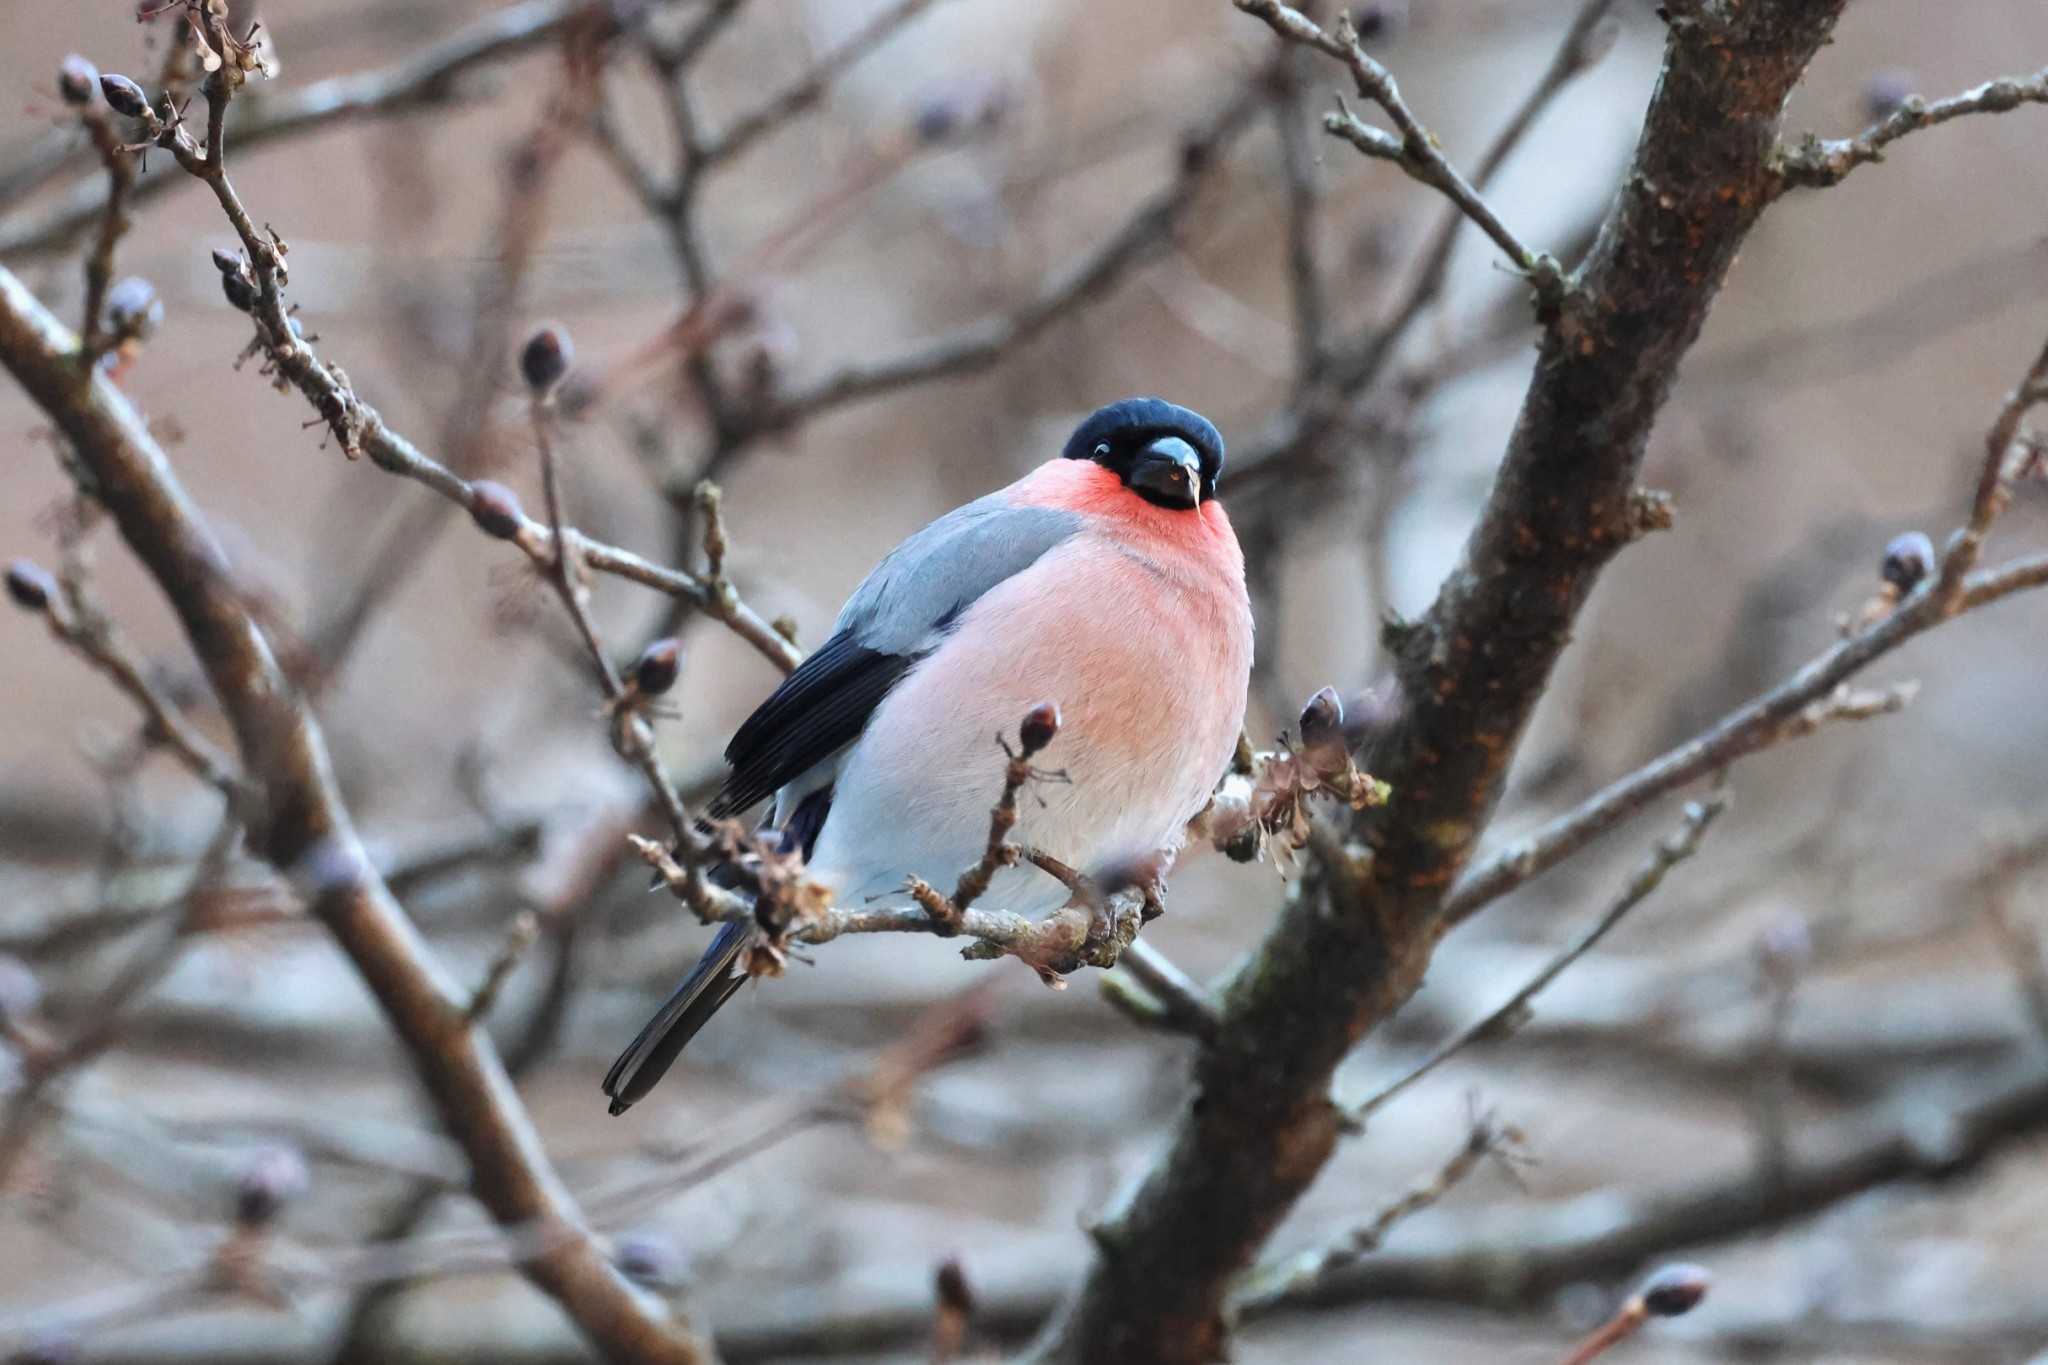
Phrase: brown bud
[
  {"left": 1350, "top": 1, "right": 1410, "bottom": 41},
  {"left": 613, "top": 1230, "right": 682, "bottom": 1288},
  {"left": 5, "top": 559, "right": 56, "bottom": 612},
  {"left": 99, "top": 73, "right": 149, "bottom": 119},
  {"left": 1881, "top": 531, "right": 1935, "bottom": 593},
  {"left": 220, "top": 271, "right": 257, "bottom": 313},
  {"left": 233, "top": 1144, "right": 308, "bottom": 1226},
  {"left": 1863, "top": 69, "right": 1917, "bottom": 121},
  {"left": 633, "top": 637, "right": 682, "bottom": 696},
  {"left": 1637, "top": 1262, "right": 1710, "bottom": 1317},
  {"left": 934, "top": 1255, "right": 974, "bottom": 1313},
  {"left": 1298, "top": 686, "right": 1344, "bottom": 749},
  {"left": 468, "top": 481, "right": 526, "bottom": 540},
  {"left": 1018, "top": 701, "right": 1060, "bottom": 757},
  {"left": 519, "top": 324, "right": 573, "bottom": 394},
  {"left": 58, "top": 55, "right": 99, "bottom": 106}
]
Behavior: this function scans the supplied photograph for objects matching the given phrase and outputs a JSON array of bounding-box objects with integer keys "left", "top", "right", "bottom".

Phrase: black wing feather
[{"left": 709, "top": 631, "right": 910, "bottom": 816}]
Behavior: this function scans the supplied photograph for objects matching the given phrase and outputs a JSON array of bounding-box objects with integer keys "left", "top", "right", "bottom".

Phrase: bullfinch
[{"left": 602, "top": 398, "right": 1253, "bottom": 1114}]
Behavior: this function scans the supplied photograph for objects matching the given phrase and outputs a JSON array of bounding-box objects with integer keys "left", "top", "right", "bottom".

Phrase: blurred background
[{"left": 2, "top": 0, "right": 2048, "bottom": 1360}]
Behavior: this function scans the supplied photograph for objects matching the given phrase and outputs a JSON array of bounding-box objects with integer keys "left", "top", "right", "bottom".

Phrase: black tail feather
[
  {"left": 601, "top": 919, "right": 751, "bottom": 1115},
  {"left": 606, "top": 787, "right": 834, "bottom": 1114}
]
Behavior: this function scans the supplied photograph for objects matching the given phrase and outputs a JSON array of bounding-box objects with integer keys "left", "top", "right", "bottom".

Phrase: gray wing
[
  {"left": 833, "top": 494, "right": 1080, "bottom": 652},
  {"left": 709, "top": 495, "right": 1079, "bottom": 817}
]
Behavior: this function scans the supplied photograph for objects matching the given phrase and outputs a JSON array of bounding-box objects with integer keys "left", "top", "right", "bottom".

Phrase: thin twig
[
  {"left": 1446, "top": 322, "right": 2048, "bottom": 924},
  {"left": 1104, "top": 939, "right": 1223, "bottom": 1043},
  {"left": 697, "top": 0, "right": 947, "bottom": 167},
  {"left": 466, "top": 910, "right": 540, "bottom": 1023},
  {"left": 26, "top": 572, "right": 246, "bottom": 801},
  {"left": 0, "top": 0, "right": 600, "bottom": 257},
  {"left": 1230, "top": 1110, "right": 1524, "bottom": 1316},
  {"left": 1347, "top": 792, "right": 1726, "bottom": 1126},
  {"left": 0, "top": 252, "right": 713, "bottom": 1365},
  {"left": 1235, "top": 0, "right": 1563, "bottom": 303},
  {"left": 757, "top": 79, "right": 1266, "bottom": 429},
  {"left": 1776, "top": 65, "right": 2048, "bottom": 189}
]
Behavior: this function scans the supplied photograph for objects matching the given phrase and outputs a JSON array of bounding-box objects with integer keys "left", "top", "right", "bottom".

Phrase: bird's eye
[{"left": 1093, "top": 442, "right": 1111, "bottom": 458}]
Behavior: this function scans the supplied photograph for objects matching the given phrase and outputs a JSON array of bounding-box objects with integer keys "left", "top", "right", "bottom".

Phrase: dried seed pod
[
  {"left": 1018, "top": 701, "right": 1061, "bottom": 756},
  {"left": 58, "top": 55, "right": 99, "bottom": 106},
  {"left": 99, "top": 73, "right": 149, "bottom": 119},
  {"left": 519, "top": 324, "right": 573, "bottom": 394},
  {"left": 633, "top": 637, "right": 682, "bottom": 696},
  {"left": 468, "top": 481, "right": 526, "bottom": 540},
  {"left": 4, "top": 559, "right": 57, "bottom": 611},
  {"left": 1880, "top": 530, "right": 1936, "bottom": 593}
]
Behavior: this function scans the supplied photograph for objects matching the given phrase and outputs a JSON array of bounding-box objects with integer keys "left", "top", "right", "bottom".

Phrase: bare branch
[
  {"left": 1104, "top": 940, "right": 1223, "bottom": 1043},
  {"left": 0, "top": 262, "right": 711, "bottom": 1365},
  {"left": 697, "top": 0, "right": 946, "bottom": 167},
  {"left": 1035, "top": 6, "right": 1858, "bottom": 1356},
  {"left": 1446, "top": 319, "right": 2048, "bottom": 926},
  {"left": 759, "top": 80, "right": 1265, "bottom": 429},
  {"left": 1231, "top": 1110, "right": 1524, "bottom": 1317},
  {"left": 0, "top": 0, "right": 602, "bottom": 257},
  {"left": 1777, "top": 66, "right": 2048, "bottom": 189},
  {"left": 1235, "top": 0, "right": 1564, "bottom": 302},
  {"left": 1351, "top": 792, "right": 1725, "bottom": 1125},
  {"left": 12, "top": 566, "right": 245, "bottom": 801}
]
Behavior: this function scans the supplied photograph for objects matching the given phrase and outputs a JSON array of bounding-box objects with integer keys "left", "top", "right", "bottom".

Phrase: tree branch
[
  {"left": 1033, "top": 5, "right": 1852, "bottom": 1358},
  {"left": 0, "top": 0, "right": 599, "bottom": 258},
  {"left": 1349, "top": 791, "right": 1725, "bottom": 1126},
  {"left": 1235, "top": 0, "right": 1564, "bottom": 303},
  {"left": 1776, "top": 65, "right": 2048, "bottom": 190},
  {"left": 0, "top": 263, "right": 711, "bottom": 1365}
]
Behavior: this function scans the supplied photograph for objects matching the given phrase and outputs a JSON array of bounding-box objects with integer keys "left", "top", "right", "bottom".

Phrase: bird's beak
[{"left": 1130, "top": 435, "right": 1203, "bottom": 508}]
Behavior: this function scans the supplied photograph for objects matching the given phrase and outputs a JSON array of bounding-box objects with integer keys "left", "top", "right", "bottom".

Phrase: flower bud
[
  {"left": 103, "top": 276, "right": 163, "bottom": 341},
  {"left": 468, "top": 481, "right": 526, "bottom": 540},
  {"left": 220, "top": 271, "right": 257, "bottom": 313},
  {"left": 1299, "top": 686, "right": 1344, "bottom": 748},
  {"left": 633, "top": 637, "right": 682, "bottom": 696},
  {"left": 613, "top": 1230, "right": 682, "bottom": 1288},
  {"left": 233, "top": 1144, "right": 309, "bottom": 1226},
  {"left": 99, "top": 73, "right": 149, "bottom": 119},
  {"left": 5, "top": 559, "right": 56, "bottom": 612},
  {"left": 1880, "top": 530, "right": 1935, "bottom": 593},
  {"left": 1018, "top": 701, "right": 1060, "bottom": 757},
  {"left": 935, "top": 1255, "right": 973, "bottom": 1313},
  {"left": 58, "top": 56, "right": 99, "bottom": 106},
  {"left": 1637, "top": 1262, "right": 1710, "bottom": 1317},
  {"left": 1863, "top": 69, "right": 1916, "bottom": 121},
  {"left": 519, "top": 324, "right": 573, "bottom": 394}
]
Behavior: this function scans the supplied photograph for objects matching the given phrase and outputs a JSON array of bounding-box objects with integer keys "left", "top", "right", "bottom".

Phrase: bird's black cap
[{"left": 1062, "top": 397, "right": 1225, "bottom": 502}]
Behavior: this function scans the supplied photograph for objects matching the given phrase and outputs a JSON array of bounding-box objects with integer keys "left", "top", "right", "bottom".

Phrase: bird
[{"left": 602, "top": 397, "right": 1253, "bottom": 1114}]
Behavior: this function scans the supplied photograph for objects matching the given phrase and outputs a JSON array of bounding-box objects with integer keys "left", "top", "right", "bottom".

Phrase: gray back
[{"left": 836, "top": 493, "right": 1081, "bottom": 656}]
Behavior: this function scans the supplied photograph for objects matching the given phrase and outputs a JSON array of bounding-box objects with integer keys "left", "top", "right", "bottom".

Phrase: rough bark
[{"left": 1033, "top": 4, "right": 1850, "bottom": 1359}]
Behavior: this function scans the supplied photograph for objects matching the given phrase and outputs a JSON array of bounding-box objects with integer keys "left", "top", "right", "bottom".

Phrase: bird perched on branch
[{"left": 603, "top": 398, "right": 1252, "bottom": 1113}]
